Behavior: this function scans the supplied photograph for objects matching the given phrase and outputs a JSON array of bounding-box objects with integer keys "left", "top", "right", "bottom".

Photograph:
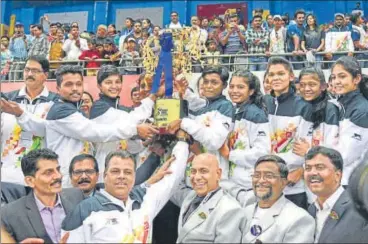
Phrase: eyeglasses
[
  {"left": 24, "top": 67, "right": 43, "bottom": 74},
  {"left": 251, "top": 172, "right": 281, "bottom": 181},
  {"left": 72, "top": 169, "right": 96, "bottom": 176}
]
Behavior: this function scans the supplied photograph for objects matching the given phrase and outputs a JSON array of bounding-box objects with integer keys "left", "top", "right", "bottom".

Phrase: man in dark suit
[
  {"left": 1, "top": 181, "right": 29, "bottom": 206},
  {"left": 1, "top": 149, "right": 84, "bottom": 243},
  {"left": 305, "top": 146, "right": 368, "bottom": 243}
]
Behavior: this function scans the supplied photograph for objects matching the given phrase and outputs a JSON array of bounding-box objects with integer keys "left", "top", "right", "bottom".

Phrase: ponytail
[
  {"left": 299, "top": 67, "right": 329, "bottom": 129},
  {"left": 231, "top": 70, "right": 268, "bottom": 114},
  {"left": 359, "top": 74, "right": 368, "bottom": 100}
]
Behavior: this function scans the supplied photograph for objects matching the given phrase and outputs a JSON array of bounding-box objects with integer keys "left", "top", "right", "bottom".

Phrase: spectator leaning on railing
[
  {"left": 351, "top": 12, "right": 368, "bottom": 68},
  {"left": 301, "top": 14, "right": 325, "bottom": 69},
  {"left": 325, "top": 13, "right": 354, "bottom": 67},
  {"left": 27, "top": 24, "right": 48, "bottom": 58},
  {"left": 8, "top": 22, "right": 28, "bottom": 81},
  {"left": 62, "top": 25, "right": 88, "bottom": 61},
  {"left": 269, "top": 15, "right": 286, "bottom": 55},
  {"left": 286, "top": 9, "right": 306, "bottom": 70},
  {"left": 220, "top": 14, "right": 246, "bottom": 67},
  {"left": 245, "top": 15, "right": 269, "bottom": 71},
  {"left": 48, "top": 28, "right": 65, "bottom": 73}
]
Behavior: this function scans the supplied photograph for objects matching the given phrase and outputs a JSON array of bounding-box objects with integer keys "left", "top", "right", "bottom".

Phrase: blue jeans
[
  {"left": 288, "top": 56, "right": 304, "bottom": 70},
  {"left": 355, "top": 53, "right": 368, "bottom": 68},
  {"left": 249, "top": 56, "right": 267, "bottom": 71}
]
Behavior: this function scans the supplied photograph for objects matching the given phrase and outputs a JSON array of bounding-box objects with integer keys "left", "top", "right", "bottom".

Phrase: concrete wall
[{"left": 2, "top": 0, "right": 367, "bottom": 33}]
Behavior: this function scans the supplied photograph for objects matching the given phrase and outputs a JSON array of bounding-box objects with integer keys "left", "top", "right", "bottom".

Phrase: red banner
[
  {"left": 1, "top": 75, "right": 139, "bottom": 107},
  {"left": 197, "top": 2, "right": 248, "bottom": 26}
]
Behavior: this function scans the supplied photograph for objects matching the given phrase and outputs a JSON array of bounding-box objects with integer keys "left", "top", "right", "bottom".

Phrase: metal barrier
[{"left": 2, "top": 50, "right": 368, "bottom": 82}]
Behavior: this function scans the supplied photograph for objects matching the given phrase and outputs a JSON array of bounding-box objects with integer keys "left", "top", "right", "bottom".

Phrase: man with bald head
[{"left": 171, "top": 153, "right": 245, "bottom": 243}]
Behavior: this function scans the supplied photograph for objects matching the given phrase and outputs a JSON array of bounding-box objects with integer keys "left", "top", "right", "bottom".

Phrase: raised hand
[
  {"left": 137, "top": 123, "right": 159, "bottom": 140},
  {"left": 1, "top": 99, "right": 24, "bottom": 117}
]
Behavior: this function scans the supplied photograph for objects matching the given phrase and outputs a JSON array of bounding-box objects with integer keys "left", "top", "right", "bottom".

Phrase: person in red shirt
[{"left": 79, "top": 39, "right": 101, "bottom": 76}]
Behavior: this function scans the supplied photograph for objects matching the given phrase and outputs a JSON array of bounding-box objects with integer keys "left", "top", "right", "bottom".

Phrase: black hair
[
  {"left": 267, "top": 57, "right": 295, "bottom": 95},
  {"left": 254, "top": 8, "right": 264, "bottom": 14},
  {"left": 171, "top": 11, "right": 179, "bottom": 16},
  {"left": 266, "top": 56, "right": 294, "bottom": 75},
  {"left": 1, "top": 35, "right": 9, "bottom": 41},
  {"left": 213, "top": 16, "right": 225, "bottom": 27},
  {"left": 126, "top": 17, "right": 134, "bottom": 24},
  {"left": 143, "top": 18, "right": 154, "bottom": 29},
  {"left": 97, "top": 65, "right": 121, "bottom": 86},
  {"left": 21, "top": 148, "right": 59, "bottom": 177},
  {"left": 50, "top": 23, "right": 57, "bottom": 27},
  {"left": 83, "top": 91, "right": 94, "bottom": 102},
  {"left": 331, "top": 56, "right": 368, "bottom": 99},
  {"left": 252, "top": 15, "right": 263, "bottom": 22},
  {"left": 305, "top": 146, "right": 343, "bottom": 171},
  {"left": 108, "top": 24, "right": 117, "bottom": 34},
  {"left": 26, "top": 55, "right": 50, "bottom": 73},
  {"left": 201, "top": 66, "right": 229, "bottom": 87},
  {"left": 294, "top": 9, "right": 306, "bottom": 19},
  {"left": 254, "top": 155, "right": 289, "bottom": 179},
  {"left": 105, "top": 150, "right": 135, "bottom": 173},
  {"left": 87, "top": 38, "right": 96, "bottom": 45},
  {"left": 55, "top": 65, "right": 83, "bottom": 87},
  {"left": 134, "top": 20, "right": 142, "bottom": 26},
  {"left": 282, "top": 15, "right": 289, "bottom": 25},
  {"left": 299, "top": 67, "right": 328, "bottom": 129},
  {"left": 131, "top": 86, "right": 139, "bottom": 98},
  {"left": 306, "top": 14, "right": 318, "bottom": 30},
  {"left": 231, "top": 70, "right": 267, "bottom": 113},
  {"left": 351, "top": 12, "right": 362, "bottom": 25},
  {"left": 69, "top": 154, "right": 99, "bottom": 176},
  {"left": 32, "top": 24, "right": 43, "bottom": 32}
]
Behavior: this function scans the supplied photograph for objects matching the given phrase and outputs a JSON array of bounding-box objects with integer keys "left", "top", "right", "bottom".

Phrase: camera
[{"left": 349, "top": 158, "right": 368, "bottom": 220}]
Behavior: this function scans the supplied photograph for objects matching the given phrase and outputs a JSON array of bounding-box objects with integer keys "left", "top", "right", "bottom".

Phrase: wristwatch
[{"left": 140, "top": 182, "right": 151, "bottom": 189}]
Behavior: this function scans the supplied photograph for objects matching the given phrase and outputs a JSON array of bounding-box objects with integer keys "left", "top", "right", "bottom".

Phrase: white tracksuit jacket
[{"left": 89, "top": 94, "right": 154, "bottom": 182}]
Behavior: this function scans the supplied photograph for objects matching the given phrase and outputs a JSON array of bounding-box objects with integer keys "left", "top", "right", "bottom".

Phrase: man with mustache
[
  {"left": 242, "top": 155, "right": 315, "bottom": 243},
  {"left": 1, "top": 55, "right": 58, "bottom": 185},
  {"left": 305, "top": 146, "right": 368, "bottom": 243},
  {"left": 61, "top": 133, "right": 189, "bottom": 243},
  {"left": 1, "top": 65, "right": 162, "bottom": 187},
  {"left": 1, "top": 148, "right": 84, "bottom": 243},
  {"left": 69, "top": 153, "right": 163, "bottom": 197},
  {"left": 171, "top": 153, "right": 245, "bottom": 243},
  {"left": 69, "top": 154, "right": 100, "bottom": 197}
]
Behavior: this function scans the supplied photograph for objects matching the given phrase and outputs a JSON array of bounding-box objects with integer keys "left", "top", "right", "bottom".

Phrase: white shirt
[
  {"left": 248, "top": 206, "right": 270, "bottom": 237},
  {"left": 314, "top": 186, "right": 344, "bottom": 242},
  {"left": 62, "top": 38, "right": 88, "bottom": 60},
  {"left": 168, "top": 22, "right": 182, "bottom": 29},
  {"left": 100, "top": 189, "right": 133, "bottom": 212}
]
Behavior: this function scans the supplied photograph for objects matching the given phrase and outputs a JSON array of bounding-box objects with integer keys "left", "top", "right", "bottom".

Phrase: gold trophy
[{"left": 145, "top": 31, "right": 187, "bottom": 134}]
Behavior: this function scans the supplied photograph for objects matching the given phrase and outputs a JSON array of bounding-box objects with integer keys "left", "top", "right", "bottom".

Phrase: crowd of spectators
[{"left": 1, "top": 5, "right": 368, "bottom": 81}]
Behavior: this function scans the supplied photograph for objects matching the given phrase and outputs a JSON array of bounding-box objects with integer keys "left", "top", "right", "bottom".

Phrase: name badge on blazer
[{"left": 250, "top": 225, "right": 262, "bottom": 236}]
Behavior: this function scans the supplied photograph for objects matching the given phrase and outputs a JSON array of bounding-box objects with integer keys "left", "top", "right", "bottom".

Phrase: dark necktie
[{"left": 182, "top": 196, "right": 204, "bottom": 225}]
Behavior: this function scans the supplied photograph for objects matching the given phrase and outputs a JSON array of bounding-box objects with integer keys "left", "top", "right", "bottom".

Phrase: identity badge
[{"left": 250, "top": 225, "right": 262, "bottom": 236}]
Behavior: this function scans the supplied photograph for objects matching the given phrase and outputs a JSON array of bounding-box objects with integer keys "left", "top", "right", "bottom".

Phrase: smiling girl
[
  {"left": 224, "top": 70, "right": 271, "bottom": 203},
  {"left": 264, "top": 57, "right": 313, "bottom": 209},
  {"left": 330, "top": 56, "right": 368, "bottom": 187},
  {"left": 294, "top": 67, "right": 339, "bottom": 156}
]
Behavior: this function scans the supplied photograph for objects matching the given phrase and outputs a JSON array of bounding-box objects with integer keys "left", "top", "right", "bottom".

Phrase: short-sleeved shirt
[
  {"left": 220, "top": 30, "right": 246, "bottom": 54},
  {"left": 302, "top": 28, "right": 325, "bottom": 50},
  {"left": 286, "top": 24, "right": 305, "bottom": 52}
]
